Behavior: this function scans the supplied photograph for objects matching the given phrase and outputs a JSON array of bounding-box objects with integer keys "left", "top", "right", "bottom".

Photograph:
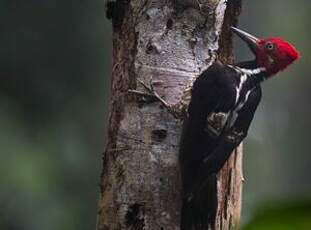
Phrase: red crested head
[
  {"left": 231, "top": 27, "right": 300, "bottom": 77},
  {"left": 256, "top": 38, "right": 300, "bottom": 75}
]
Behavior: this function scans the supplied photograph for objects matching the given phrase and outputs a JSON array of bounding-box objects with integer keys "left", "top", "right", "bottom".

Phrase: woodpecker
[
  {"left": 130, "top": 27, "right": 299, "bottom": 230},
  {"left": 179, "top": 27, "right": 300, "bottom": 230}
]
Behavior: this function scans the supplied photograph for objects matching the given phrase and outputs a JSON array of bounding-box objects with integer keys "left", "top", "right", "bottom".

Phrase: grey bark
[{"left": 97, "top": 1, "right": 242, "bottom": 229}]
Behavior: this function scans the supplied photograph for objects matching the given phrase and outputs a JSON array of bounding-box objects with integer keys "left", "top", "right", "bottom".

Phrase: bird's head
[{"left": 231, "top": 27, "right": 300, "bottom": 77}]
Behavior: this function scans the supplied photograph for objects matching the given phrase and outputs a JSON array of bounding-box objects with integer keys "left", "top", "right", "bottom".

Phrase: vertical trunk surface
[{"left": 97, "top": 1, "right": 242, "bottom": 229}]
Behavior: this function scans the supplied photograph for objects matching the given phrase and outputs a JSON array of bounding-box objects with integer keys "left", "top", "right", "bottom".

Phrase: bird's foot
[
  {"left": 225, "top": 129, "right": 245, "bottom": 144},
  {"left": 205, "top": 112, "right": 229, "bottom": 137}
]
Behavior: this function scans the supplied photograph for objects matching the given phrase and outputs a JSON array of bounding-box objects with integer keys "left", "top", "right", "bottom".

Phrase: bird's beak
[{"left": 231, "top": 26, "right": 259, "bottom": 54}]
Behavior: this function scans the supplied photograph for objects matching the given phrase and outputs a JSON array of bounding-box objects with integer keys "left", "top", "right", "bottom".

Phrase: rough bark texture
[{"left": 97, "top": 0, "right": 242, "bottom": 229}]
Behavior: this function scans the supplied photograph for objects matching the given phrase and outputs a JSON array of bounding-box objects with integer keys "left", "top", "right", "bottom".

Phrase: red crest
[{"left": 256, "top": 38, "right": 300, "bottom": 75}]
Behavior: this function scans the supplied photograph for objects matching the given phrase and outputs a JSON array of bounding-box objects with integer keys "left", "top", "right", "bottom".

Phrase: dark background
[{"left": 2, "top": 0, "right": 310, "bottom": 229}]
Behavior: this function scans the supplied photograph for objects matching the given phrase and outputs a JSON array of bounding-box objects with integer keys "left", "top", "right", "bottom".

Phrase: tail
[{"left": 181, "top": 173, "right": 218, "bottom": 230}]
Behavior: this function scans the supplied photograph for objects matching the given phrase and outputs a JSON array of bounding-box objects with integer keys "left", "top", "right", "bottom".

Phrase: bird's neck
[{"left": 234, "top": 60, "right": 267, "bottom": 85}]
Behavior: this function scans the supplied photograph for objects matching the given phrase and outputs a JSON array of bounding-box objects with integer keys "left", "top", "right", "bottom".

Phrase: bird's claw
[
  {"left": 225, "top": 129, "right": 245, "bottom": 144},
  {"left": 205, "top": 112, "right": 229, "bottom": 137}
]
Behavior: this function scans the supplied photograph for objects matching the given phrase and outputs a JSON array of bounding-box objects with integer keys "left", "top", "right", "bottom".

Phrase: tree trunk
[{"left": 97, "top": 1, "right": 242, "bottom": 229}]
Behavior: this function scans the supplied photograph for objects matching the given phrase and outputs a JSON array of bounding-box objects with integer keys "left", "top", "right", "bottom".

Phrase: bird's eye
[{"left": 265, "top": 42, "right": 274, "bottom": 51}]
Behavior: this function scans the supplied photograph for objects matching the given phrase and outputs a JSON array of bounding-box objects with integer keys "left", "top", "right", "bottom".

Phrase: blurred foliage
[
  {"left": 243, "top": 201, "right": 311, "bottom": 230},
  {"left": 239, "top": 0, "right": 311, "bottom": 215},
  {"left": 1, "top": 0, "right": 310, "bottom": 229},
  {"left": 2, "top": 0, "right": 111, "bottom": 229}
]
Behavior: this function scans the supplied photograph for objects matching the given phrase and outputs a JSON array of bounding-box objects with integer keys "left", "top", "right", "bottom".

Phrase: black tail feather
[{"left": 181, "top": 174, "right": 218, "bottom": 230}]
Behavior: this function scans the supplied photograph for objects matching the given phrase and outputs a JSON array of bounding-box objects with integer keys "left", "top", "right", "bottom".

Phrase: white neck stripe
[{"left": 228, "top": 65, "right": 266, "bottom": 76}]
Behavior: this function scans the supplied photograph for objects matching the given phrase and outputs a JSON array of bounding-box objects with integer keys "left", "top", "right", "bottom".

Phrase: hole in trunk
[
  {"left": 151, "top": 129, "right": 167, "bottom": 142},
  {"left": 126, "top": 203, "right": 145, "bottom": 230}
]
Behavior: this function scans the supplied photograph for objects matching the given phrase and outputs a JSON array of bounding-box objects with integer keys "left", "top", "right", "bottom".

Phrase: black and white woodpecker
[
  {"left": 179, "top": 27, "right": 299, "bottom": 230},
  {"left": 131, "top": 27, "right": 299, "bottom": 230}
]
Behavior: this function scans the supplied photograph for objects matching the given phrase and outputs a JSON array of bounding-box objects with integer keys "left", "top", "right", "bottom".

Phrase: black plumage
[{"left": 179, "top": 60, "right": 265, "bottom": 230}]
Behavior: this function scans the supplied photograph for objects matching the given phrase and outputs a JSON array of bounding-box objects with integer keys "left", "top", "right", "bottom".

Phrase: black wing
[
  {"left": 180, "top": 61, "right": 237, "bottom": 197},
  {"left": 180, "top": 61, "right": 262, "bottom": 230}
]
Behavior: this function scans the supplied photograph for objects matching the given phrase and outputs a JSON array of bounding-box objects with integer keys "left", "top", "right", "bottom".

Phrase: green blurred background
[{"left": 2, "top": 0, "right": 310, "bottom": 229}]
